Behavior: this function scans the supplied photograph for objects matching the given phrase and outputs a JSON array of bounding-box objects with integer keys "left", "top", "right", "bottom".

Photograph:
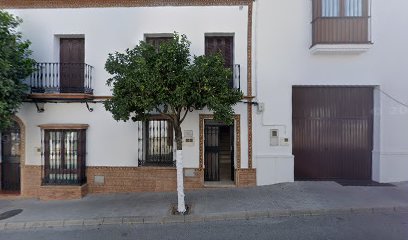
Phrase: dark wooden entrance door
[
  {"left": 293, "top": 87, "right": 373, "bottom": 180},
  {"left": 60, "top": 38, "right": 85, "bottom": 93},
  {"left": 204, "top": 121, "right": 234, "bottom": 182},
  {"left": 205, "top": 36, "right": 234, "bottom": 87},
  {"left": 1, "top": 121, "right": 21, "bottom": 192}
]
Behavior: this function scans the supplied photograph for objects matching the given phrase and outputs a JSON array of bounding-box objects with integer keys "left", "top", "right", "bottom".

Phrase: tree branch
[
  {"left": 155, "top": 107, "right": 175, "bottom": 121},
  {"left": 175, "top": 107, "right": 182, "bottom": 123},
  {"left": 180, "top": 107, "right": 189, "bottom": 124}
]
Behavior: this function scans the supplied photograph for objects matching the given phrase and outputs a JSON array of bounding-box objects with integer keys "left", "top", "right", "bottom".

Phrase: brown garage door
[{"left": 293, "top": 87, "right": 373, "bottom": 180}]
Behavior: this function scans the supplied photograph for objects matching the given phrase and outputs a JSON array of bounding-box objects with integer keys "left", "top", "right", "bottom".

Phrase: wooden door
[
  {"left": 1, "top": 121, "right": 21, "bottom": 192},
  {"left": 60, "top": 38, "right": 85, "bottom": 93},
  {"left": 293, "top": 87, "right": 373, "bottom": 180}
]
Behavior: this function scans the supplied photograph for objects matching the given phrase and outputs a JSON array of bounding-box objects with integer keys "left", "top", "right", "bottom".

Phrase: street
[{"left": 1, "top": 212, "right": 407, "bottom": 240}]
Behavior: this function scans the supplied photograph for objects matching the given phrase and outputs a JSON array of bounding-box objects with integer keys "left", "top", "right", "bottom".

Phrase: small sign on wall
[{"left": 183, "top": 130, "right": 194, "bottom": 146}]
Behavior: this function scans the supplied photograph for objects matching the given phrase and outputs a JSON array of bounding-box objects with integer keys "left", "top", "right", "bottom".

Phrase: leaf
[
  {"left": 104, "top": 32, "right": 243, "bottom": 140},
  {"left": 0, "top": 10, "right": 35, "bottom": 130}
]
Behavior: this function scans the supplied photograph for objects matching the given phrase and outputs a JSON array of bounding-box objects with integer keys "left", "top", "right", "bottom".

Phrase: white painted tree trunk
[{"left": 176, "top": 150, "right": 186, "bottom": 213}]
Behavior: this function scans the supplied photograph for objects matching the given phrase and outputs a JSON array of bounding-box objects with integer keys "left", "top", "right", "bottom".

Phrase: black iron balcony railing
[{"left": 30, "top": 62, "right": 94, "bottom": 94}]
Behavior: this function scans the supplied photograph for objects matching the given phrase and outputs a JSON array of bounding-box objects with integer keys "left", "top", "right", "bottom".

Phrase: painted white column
[{"left": 176, "top": 150, "right": 186, "bottom": 213}]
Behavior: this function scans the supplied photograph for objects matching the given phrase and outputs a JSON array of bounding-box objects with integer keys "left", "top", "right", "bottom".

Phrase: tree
[
  {"left": 0, "top": 10, "right": 35, "bottom": 130},
  {"left": 105, "top": 33, "right": 243, "bottom": 213}
]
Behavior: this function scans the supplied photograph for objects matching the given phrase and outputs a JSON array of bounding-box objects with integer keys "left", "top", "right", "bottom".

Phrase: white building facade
[
  {"left": 253, "top": 0, "right": 408, "bottom": 185},
  {"left": 0, "top": 0, "right": 407, "bottom": 199}
]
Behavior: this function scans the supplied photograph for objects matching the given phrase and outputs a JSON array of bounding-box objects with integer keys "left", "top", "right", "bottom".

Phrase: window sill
[{"left": 310, "top": 43, "right": 373, "bottom": 55}]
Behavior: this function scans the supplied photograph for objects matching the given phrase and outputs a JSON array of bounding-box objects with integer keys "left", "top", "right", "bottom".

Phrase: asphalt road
[{"left": 1, "top": 212, "right": 407, "bottom": 240}]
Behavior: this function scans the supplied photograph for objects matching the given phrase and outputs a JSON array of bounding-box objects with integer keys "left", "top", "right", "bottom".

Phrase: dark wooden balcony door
[
  {"left": 205, "top": 36, "right": 234, "bottom": 87},
  {"left": 1, "top": 121, "right": 21, "bottom": 192},
  {"left": 60, "top": 38, "right": 85, "bottom": 93}
]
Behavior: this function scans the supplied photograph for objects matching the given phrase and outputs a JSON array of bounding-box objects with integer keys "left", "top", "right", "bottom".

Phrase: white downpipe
[{"left": 176, "top": 150, "right": 186, "bottom": 213}]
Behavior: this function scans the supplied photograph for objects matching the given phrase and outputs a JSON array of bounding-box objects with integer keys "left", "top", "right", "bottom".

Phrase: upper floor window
[
  {"left": 312, "top": 0, "right": 371, "bottom": 46},
  {"left": 322, "top": 0, "right": 363, "bottom": 17},
  {"left": 322, "top": 0, "right": 340, "bottom": 17},
  {"left": 205, "top": 35, "right": 241, "bottom": 90},
  {"left": 345, "top": 0, "right": 363, "bottom": 16},
  {"left": 145, "top": 35, "right": 173, "bottom": 51}
]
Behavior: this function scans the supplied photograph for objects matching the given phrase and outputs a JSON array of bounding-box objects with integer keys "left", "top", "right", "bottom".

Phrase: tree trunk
[{"left": 174, "top": 125, "right": 186, "bottom": 213}]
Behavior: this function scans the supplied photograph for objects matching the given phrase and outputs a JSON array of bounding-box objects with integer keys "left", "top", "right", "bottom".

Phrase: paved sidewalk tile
[
  {"left": 223, "top": 212, "right": 249, "bottom": 221},
  {"left": 5, "top": 222, "right": 26, "bottom": 230},
  {"left": 83, "top": 218, "right": 103, "bottom": 226},
  {"left": 102, "top": 217, "right": 123, "bottom": 225},
  {"left": 247, "top": 210, "right": 269, "bottom": 219},
  {"left": 63, "top": 219, "right": 84, "bottom": 226},
  {"left": 0, "top": 222, "right": 6, "bottom": 230},
  {"left": 143, "top": 216, "right": 165, "bottom": 224},
  {"left": 123, "top": 217, "right": 144, "bottom": 225},
  {"left": 44, "top": 220, "right": 64, "bottom": 228},
  {"left": 162, "top": 216, "right": 185, "bottom": 224},
  {"left": 269, "top": 209, "right": 291, "bottom": 217},
  {"left": 0, "top": 181, "right": 406, "bottom": 229},
  {"left": 184, "top": 215, "right": 204, "bottom": 223},
  {"left": 25, "top": 221, "right": 45, "bottom": 229}
]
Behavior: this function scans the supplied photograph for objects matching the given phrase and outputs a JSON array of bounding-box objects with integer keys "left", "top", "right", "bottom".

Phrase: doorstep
[
  {"left": 0, "top": 191, "right": 22, "bottom": 200},
  {"left": 204, "top": 181, "right": 236, "bottom": 188}
]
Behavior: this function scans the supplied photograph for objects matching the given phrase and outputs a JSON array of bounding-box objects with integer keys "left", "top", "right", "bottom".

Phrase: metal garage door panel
[{"left": 293, "top": 87, "right": 373, "bottom": 180}]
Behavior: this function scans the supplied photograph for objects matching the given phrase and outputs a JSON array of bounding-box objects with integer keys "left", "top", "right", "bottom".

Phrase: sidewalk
[{"left": 0, "top": 181, "right": 407, "bottom": 230}]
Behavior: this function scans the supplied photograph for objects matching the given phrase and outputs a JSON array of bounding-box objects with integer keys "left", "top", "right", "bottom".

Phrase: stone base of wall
[
  {"left": 21, "top": 165, "right": 42, "bottom": 197},
  {"left": 87, "top": 167, "right": 204, "bottom": 194},
  {"left": 21, "top": 166, "right": 88, "bottom": 200},
  {"left": 39, "top": 184, "right": 88, "bottom": 201},
  {"left": 235, "top": 169, "right": 257, "bottom": 187},
  {"left": 18, "top": 165, "right": 256, "bottom": 199}
]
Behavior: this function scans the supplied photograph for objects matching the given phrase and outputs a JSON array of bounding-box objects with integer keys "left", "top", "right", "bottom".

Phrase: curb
[{"left": 1, "top": 206, "right": 408, "bottom": 231}]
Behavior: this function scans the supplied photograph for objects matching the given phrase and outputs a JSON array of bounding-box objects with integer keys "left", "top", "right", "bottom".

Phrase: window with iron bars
[
  {"left": 138, "top": 119, "right": 175, "bottom": 167},
  {"left": 42, "top": 129, "right": 87, "bottom": 185}
]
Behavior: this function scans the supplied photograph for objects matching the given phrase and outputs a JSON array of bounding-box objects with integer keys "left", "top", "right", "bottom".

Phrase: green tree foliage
[
  {"left": 0, "top": 10, "right": 35, "bottom": 130},
  {"left": 105, "top": 33, "right": 243, "bottom": 149}
]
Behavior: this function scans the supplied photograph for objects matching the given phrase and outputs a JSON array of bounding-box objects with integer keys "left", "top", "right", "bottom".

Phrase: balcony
[
  {"left": 28, "top": 62, "right": 94, "bottom": 100},
  {"left": 311, "top": 0, "right": 372, "bottom": 54}
]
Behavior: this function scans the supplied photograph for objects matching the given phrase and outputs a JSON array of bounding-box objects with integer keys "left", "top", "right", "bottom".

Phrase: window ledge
[
  {"left": 311, "top": 43, "right": 372, "bottom": 55},
  {"left": 38, "top": 124, "right": 89, "bottom": 130}
]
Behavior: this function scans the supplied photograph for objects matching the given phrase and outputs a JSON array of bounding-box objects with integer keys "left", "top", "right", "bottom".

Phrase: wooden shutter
[{"left": 205, "top": 36, "right": 234, "bottom": 68}]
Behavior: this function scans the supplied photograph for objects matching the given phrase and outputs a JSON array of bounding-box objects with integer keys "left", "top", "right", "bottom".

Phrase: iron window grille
[
  {"left": 138, "top": 119, "right": 175, "bottom": 167},
  {"left": 41, "top": 129, "right": 87, "bottom": 185}
]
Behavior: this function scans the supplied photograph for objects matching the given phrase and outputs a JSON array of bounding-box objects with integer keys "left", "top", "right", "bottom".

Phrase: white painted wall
[
  {"left": 9, "top": 1, "right": 408, "bottom": 186},
  {"left": 16, "top": 102, "right": 246, "bottom": 170},
  {"left": 9, "top": 6, "right": 249, "bottom": 96},
  {"left": 8, "top": 6, "right": 249, "bottom": 172},
  {"left": 254, "top": 0, "right": 408, "bottom": 184}
]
